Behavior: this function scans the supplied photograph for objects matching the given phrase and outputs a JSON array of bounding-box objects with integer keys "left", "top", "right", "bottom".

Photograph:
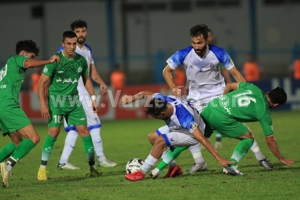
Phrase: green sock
[
  {"left": 82, "top": 135, "right": 95, "bottom": 166},
  {"left": 11, "top": 139, "right": 35, "bottom": 161},
  {"left": 230, "top": 138, "right": 254, "bottom": 166},
  {"left": 156, "top": 146, "right": 188, "bottom": 171},
  {"left": 41, "top": 135, "right": 57, "bottom": 166},
  {"left": 0, "top": 143, "right": 17, "bottom": 162}
]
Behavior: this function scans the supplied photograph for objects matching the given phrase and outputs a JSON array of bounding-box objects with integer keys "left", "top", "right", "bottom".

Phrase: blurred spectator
[
  {"left": 173, "top": 65, "right": 186, "bottom": 86},
  {"left": 30, "top": 67, "right": 42, "bottom": 92},
  {"left": 289, "top": 54, "right": 300, "bottom": 79},
  {"left": 110, "top": 63, "right": 125, "bottom": 91},
  {"left": 243, "top": 54, "right": 261, "bottom": 82},
  {"left": 207, "top": 28, "right": 231, "bottom": 83}
]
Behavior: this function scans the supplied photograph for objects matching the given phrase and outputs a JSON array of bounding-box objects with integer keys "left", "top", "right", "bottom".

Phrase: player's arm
[
  {"left": 260, "top": 115, "right": 294, "bottom": 165},
  {"left": 24, "top": 55, "right": 60, "bottom": 68},
  {"left": 163, "top": 65, "right": 183, "bottom": 96},
  {"left": 120, "top": 90, "right": 155, "bottom": 105},
  {"left": 221, "top": 66, "right": 232, "bottom": 83},
  {"left": 38, "top": 74, "right": 51, "bottom": 121},
  {"left": 191, "top": 127, "right": 233, "bottom": 167},
  {"left": 223, "top": 82, "right": 239, "bottom": 94},
  {"left": 90, "top": 63, "right": 107, "bottom": 95},
  {"left": 228, "top": 66, "right": 245, "bottom": 83}
]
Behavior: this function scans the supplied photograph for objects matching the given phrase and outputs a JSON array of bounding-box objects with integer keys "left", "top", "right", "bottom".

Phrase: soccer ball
[{"left": 126, "top": 158, "right": 144, "bottom": 174}]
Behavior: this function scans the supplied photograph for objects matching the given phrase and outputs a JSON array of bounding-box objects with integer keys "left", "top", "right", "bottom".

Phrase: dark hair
[
  {"left": 62, "top": 31, "right": 77, "bottom": 42},
  {"left": 70, "top": 20, "right": 87, "bottom": 30},
  {"left": 268, "top": 87, "right": 287, "bottom": 105},
  {"left": 190, "top": 24, "right": 209, "bottom": 39},
  {"left": 15, "top": 40, "right": 39, "bottom": 56},
  {"left": 146, "top": 98, "right": 168, "bottom": 116}
]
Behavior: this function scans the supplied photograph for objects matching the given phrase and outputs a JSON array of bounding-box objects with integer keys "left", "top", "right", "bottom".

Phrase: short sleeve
[
  {"left": 82, "top": 58, "right": 89, "bottom": 76},
  {"left": 259, "top": 111, "right": 274, "bottom": 136},
  {"left": 43, "top": 63, "right": 56, "bottom": 77},
  {"left": 209, "top": 45, "right": 234, "bottom": 70},
  {"left": 166, "top": 46, "right": 192, "bottom": 70},
  {"left": 15, "top": 55, "right": 28, "bottom": 69},
  {"left": 237, "top": 82, "right": 249, "bottom": 89},
  {"left": 175, "top": 105, "right": 198, "bottom": 133}
]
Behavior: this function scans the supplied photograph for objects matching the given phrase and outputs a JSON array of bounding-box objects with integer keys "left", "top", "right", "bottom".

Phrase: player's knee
[
  {"left": 155, "top": 136, "right": 166, "bottom": 147},
  {"left": 30, "top": 134, "right": 40, "bottom": 145},
  {"left": 148, "top": 131, "right": 158, "bottom": 145}
]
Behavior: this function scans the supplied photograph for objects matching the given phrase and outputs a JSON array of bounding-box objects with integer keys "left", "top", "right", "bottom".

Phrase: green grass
[{"left": 0, "top": 111, "right": 299, "bottom": 200}]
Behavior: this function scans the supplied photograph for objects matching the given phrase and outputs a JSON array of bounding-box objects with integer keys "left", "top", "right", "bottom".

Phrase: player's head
[
  {"left": 267, "top": 87, "right": 287, "bottom": 108},
  {"left": 146, "top": 98, "right": 169, "bottom": 120},
  {"left": 190, "top": 24, "right": 209, "bottom": 57},
  {"left": 16, "top": 40, "right": 39, "bottom": 58},
  {"left": 70, "top": 19, "right": 87, "bottom": 45},
  {"left": 207, "top": 28, "right": 214, "bottom": 44},
  {"left": 62, "top": 31, "right": 77, "bottom": 57}
]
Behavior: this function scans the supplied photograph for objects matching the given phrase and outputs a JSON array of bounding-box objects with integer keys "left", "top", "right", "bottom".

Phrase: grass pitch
[{"left": 0, "top": 111, "right": 299, "bottom": 200}]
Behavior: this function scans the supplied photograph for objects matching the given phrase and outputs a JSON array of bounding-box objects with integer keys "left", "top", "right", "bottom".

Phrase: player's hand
[
  {"left": 217, "top": 158, "right": 235, "bottom": 167},
  {"left": 172, "top": 86, "right": 184, "bottom": 97},
  {"left": 100, "top": 84, "right": 107, "bottom": 95},
  {"left": 279, "top": 158, "right": 294, "bottom": 165},
  {"left": 40, "top": 104, "right": 50, "bottom": 121},
  {"left": 92, "top": 100, "right": 98, "bottom": 113},
  {"left": 49, "top": 55, "right": 60, "bottom": 64},
  {"left": 120, "top": 95, "right": 134, "bottom": 105}
]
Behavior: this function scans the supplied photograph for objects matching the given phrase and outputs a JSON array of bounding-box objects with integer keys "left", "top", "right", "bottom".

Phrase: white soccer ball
[{"left": 126, "top": 158, "right": 144, "bottom": 174}]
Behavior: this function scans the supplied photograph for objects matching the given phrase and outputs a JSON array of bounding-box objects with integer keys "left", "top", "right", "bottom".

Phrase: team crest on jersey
[
  {"left": 190, "top": 123, "right": 197, "bottom": 131},
  {"left": 78, "top": 67, "right": 82, "bottom": 73},
  {"left": 43, "top": 67, "right": 48, "bottom": 73}
]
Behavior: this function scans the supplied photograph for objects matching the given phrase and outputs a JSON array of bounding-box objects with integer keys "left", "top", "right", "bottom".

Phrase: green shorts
[
  {"left": 0, "top": 99, "right": 31, "bottom": 136},
  {"left": 48, "top": 97, "right": 87, "bottom": 127},
  {"left": 201, "top": 106, "right": 248, "bottom": 138}
]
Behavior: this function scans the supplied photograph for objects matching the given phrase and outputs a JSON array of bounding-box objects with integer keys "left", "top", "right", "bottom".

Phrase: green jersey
[
  {"left": 43, "top": 52, "right": 88, "bottom": 96},
  {"left": 0, "top": 55, "right": 28, "bottom": 102},
  {"left": 209, "top": 82, "right": 273, "bottom": 136}
]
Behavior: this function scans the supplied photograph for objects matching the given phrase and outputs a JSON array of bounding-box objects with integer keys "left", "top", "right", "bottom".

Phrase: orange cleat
[
  {"left": 163, "top": 165, "right": 183, "bottom": 178},
  {"left": 125, "top": 170, "right": 145, "bottom": 182}
]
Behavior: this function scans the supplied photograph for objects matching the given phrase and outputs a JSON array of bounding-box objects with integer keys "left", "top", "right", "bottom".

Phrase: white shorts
[
  {"left": 156, "top": 125, "right": 199, "bottom": 147},
  {"left": 64, "top": 95, "right": 101, "bottom": 132},
  {"left": 188, "top": 94, "right": 223, "bottom": 113}
]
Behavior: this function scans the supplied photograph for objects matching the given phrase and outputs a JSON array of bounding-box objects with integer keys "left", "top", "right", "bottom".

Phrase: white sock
[
  {"left": 189, "top": 143, "right": 205, "bottom": 164},
  {"left": 90, "top": 128, "right": 106, "bottom": 163},
  {"left": 140, "top": 155, "right": 157, "bottom": 174},
  {"left": 250, "top": 140, "right": 265, "bottom": 161},
  {"left": 161, "top": 150, "right": 176, "bottom": 168},
  {"left": 59, "top": 130, "right": 79, "bottom": 164}
]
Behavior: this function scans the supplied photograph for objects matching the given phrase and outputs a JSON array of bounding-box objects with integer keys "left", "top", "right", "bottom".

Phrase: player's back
[
  {"left": 210, "top": 82, "right": 268, "bottom": 122},
  {"left": 0, "top": 55, "right": 27, "bottom": 101}
]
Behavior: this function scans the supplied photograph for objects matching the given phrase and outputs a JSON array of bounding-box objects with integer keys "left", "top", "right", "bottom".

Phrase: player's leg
[
  {"left": 69, "top": 106, "right": 99, "bottom": 176},
  {"left": 0, "top": 121, "right": 18, "bottom": 163},
  {"left": 250, "top": 139, "right": 273, "bottom": 169},
  {"left": 82, "top": 99, "right": 116, "bottom": 167},
  {"left": 57, "top": 118, "right": 79, "bottom": 170},
  {"left": 0, "top": 104, "right": 39, "bottom": 187},
  {"left": 215, "top": 131, "right": 222, "bottom": 149}
]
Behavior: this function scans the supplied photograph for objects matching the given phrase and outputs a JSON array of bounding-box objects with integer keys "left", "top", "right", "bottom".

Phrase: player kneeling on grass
[
  {"left": 120, "top": 91, "right": 234, "bottom": 181},
  {"left": 200, "top": 82, "right": 294, "bottom": 175}
]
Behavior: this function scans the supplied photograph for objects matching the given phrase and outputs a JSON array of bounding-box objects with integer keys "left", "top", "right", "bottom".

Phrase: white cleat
[
  {"left": 223, "top": 166, "right": 244, "bottom": 176},
  {"left": 187, "top": 162, "right": 207, "bottom": 174},
  {"left": 149, "top": 168, "right": 161, "bottom": 179},
  {"left": 57, "top": 163, "right": 80, "bottom": 170},
  {"left": 99, "top": 159, "right": 117, "bottom": 167}
]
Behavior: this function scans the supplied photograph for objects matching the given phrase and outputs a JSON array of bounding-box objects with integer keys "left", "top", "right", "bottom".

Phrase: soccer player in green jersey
[
  {"left": 201, "top": 82, "right": 294, "bottom": 175},
  {"left": 0, "top": 40, "right": 60, "bottom": 187},
  {"left": 37, "top": 31, "right": 100, "bottom": 180}
]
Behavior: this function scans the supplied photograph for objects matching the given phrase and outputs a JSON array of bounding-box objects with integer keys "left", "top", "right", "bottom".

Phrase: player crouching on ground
[{"left": 120, "top": 91, "right": 234, "bottom": 182}]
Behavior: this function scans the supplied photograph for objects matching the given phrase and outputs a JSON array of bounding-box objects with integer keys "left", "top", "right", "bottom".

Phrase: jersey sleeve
[
  {"left": 15, "top": 55, "right": 28, "bottom": 69},
  {"left": 209, "top": 45, "right": 234, "bottom": 70},
  {"left": 166, "top": 46, "right": 192, "bottom": 70},
  {"left": 84, "top": 44, "right": 94, "bottom": 65},
  {"left": 43, "top": 63, "right": 56, "bottom": 77},
  {"left": 259, "top": 110, "right": 274, "bottom": 136},
  {"left": 176, "top": 106, "right": 198, "bottom": 133},
  {"left": 237, "top": 82, "right": 251, "bottom": 89}
]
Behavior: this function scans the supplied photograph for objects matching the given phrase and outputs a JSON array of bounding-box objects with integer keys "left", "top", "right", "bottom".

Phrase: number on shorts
[{"left": 53, "top": 115, "right": 62, "bottom": 123}]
